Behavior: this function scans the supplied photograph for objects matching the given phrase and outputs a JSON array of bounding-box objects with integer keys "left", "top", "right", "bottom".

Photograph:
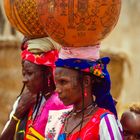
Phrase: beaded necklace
[{"left": 59, "top": 103, "right": 97, "bottom": 139}]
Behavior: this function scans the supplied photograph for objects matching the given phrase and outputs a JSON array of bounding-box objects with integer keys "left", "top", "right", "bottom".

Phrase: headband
[
  {"left": 21, "top": 37, "right": 60, "bottom": 69},
  {"left": 22, "top": 49, "right": 58, "bottom": 69}
]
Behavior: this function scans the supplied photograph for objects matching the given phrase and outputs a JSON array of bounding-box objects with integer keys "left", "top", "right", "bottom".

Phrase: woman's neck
[
  {"left": 73, "top": 100, "right": 94, "bottom": 113},
  {"left": 44, "top": 92, "right": 53, "bottom": 99},
  {"left": 74, "top": 93, "right": 93, "bottom": 110}
]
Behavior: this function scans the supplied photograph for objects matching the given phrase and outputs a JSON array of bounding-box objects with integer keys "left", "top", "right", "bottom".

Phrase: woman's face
[
  {"left": 121, "top": 111, "right": 140, "bottom": 140},
  {"left": 55, "top": 67, "right": 83, "bottom": 106},
  {"left": 22, "top": 60, "right": 46, "bottom": 94}
]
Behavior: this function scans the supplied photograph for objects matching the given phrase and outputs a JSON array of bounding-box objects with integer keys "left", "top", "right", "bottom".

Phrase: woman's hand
[{"left": 14, "top": 87, "right": 37, "bottom": 119}]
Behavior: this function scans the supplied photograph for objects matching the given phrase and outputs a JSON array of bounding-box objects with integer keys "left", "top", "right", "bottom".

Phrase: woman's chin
[{"left": 60, "top": 99, "right": 71, "bottom": 106}]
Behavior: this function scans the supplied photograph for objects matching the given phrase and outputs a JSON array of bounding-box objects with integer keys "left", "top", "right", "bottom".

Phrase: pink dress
[
  {"left": 32, "top": 92, "right": 68, "bottom": 136},
  {"left": 2, "top": 92, "right": 68, "bottom": 140}
]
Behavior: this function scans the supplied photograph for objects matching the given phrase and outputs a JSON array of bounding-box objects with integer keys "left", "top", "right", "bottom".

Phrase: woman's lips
[{"left": 58, "top": 96, "right": 66, "bottom": 101}]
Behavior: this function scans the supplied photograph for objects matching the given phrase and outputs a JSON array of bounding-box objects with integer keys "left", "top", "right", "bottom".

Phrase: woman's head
[
  {"left": 22, "top": 60, "right": 53, "bottom": 94},
  {"left": 21, "top": 37, "right": 60, "bottom": 95},
  {"left": 55, "top": 57, "right": 117, "bottom": 116},
  {"left": 55, "top": 67, "right": 93, "bottom": 107}
]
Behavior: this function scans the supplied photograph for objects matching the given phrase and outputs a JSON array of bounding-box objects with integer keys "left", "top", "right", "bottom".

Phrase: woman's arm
[
  {"left": 0, "top": 97, "right": 20, "bottom": 140},
  {"left": 0, "top": 88, "right": 36, "bottom": 140},
  {"left": 0, "top": 117, "right": 19, "bottom": 140},
  {"left": 99, "top": 114, "right": 123, "bottom": 140}
]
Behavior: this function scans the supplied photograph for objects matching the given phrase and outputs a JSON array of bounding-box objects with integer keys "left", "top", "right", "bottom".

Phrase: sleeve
[
  {"left": 99, "top": 114, "right": 123, "bottom": 140},
  {"left": 1, "top": 97, "right": 20, "bottom": 134}
]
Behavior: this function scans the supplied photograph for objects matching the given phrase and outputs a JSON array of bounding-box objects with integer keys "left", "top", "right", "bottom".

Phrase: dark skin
[
  {"left": 55, "top": 67, "right": 98, "bottom": 136},
  {"left": 0, "top": 60, "right": 51, "bottom": 140},
  {"left": 121, "top": 111, "right": 140, "bottom": 140}
]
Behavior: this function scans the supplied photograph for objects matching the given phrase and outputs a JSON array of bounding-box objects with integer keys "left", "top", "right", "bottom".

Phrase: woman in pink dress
[{"left": 0, "top": 37, "right": 67, "bottom": 140}]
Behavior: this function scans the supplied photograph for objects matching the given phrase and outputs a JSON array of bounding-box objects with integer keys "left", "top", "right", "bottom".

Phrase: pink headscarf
[{"left": 59, "top": 44, "right": 100, "bottom": 61}]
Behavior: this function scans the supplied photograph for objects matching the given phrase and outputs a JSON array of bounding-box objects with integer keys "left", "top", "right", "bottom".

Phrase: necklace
[
  {"left": 63, "top": 103, "right": 97, "bottom": 137},
  {"left": 72, "top": 103, "right": 95, "bottom": 116},
  {"left": 44, "top": 91, "right": 52, "bottom": 99}
]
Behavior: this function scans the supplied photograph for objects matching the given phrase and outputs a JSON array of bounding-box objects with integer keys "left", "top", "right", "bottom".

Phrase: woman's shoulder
[
  {"left": 79, "top": 108, "right": 113, "bottom": 131},
  {"left": 95, "top": 107, "right": 120, "bottom": 127},
  {"left": 92, "top": 107, "right": 113, "bottom": 119},
  {"left": 98, "top": 108, "right": 123, "bottom": 140},
  {"left": 87, "top": 108, "right": 123, "bottom": 140},
  {"left": 87, "top": 107, "right": 119, "bottom": 129}
]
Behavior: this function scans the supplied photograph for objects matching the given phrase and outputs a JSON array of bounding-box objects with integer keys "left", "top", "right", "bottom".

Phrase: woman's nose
[
  {"left": 22, "top": 76, "right": 28, "bottom": 84},
  {"left": 127, "top": 135, "right": 135, "bottom": 140},
  {"left": 55, "top": 86, "right": 62, "bottom": 94}
]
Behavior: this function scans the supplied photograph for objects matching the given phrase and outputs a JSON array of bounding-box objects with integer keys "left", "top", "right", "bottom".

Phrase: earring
[
  {"left": 84, "top": 88, "right": 87, "bottom": 97},
  {"left": 48, "top": 78, "right": 50, "bottom": 88}
]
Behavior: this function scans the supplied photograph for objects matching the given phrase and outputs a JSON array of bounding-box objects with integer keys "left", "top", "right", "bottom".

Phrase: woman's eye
[
  {"left": 60, "top": 80, "right": 67, "bottom": 85},
  {"left": 27, "top": 72, "right": 33, "bottom": 76},
  {"left": 123, "top": 130, "right": 130, "bottom": 136},
  {"left": 22, "top": 72, "right": 25, "bottom": 76}
]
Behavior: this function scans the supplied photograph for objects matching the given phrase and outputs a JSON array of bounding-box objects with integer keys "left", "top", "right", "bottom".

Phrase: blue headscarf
[{"left": 56, "top": 57, "right": 117, "bottom": 117}]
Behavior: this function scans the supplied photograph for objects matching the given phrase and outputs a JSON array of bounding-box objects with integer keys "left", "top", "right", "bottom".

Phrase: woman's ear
[{"left": 83, "top": 75, "right": 91, "bottom": 88}]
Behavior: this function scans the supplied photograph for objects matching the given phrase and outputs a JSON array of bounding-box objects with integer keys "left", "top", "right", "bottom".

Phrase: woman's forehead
[
  {"left": 55, "top": 67, "right": 79, "bottom": 77},
  {"left": 22, "top": 60, "right": 41, "bottom": 70}
]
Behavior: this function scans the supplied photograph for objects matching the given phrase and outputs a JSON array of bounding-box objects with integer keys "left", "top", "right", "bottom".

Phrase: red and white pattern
[{"left": 21, "top": 49, "right": 58, "bottom": 69}]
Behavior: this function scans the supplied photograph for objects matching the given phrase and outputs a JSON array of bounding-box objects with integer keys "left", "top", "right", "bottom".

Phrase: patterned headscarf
[
  {"left": 56, "top": 57, "right": 109, "bottom": 79},
  {"left": 21, "top": 37, "right": 60, "bottom": 69},
  {"left": 56, "top": 47, "right": 117, "bottom": 117},
  {"left": 22, "top": 49, "right": 58, "bottom": 69}
]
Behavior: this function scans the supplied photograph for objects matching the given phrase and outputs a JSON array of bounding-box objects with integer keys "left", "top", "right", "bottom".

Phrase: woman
[
  {"left": 45, "top": 47, "right": 123, "bottom": 140},
  {"left": 121, "top": 103, "right": 140, "bottom": 140},
  {"left": 0, "top": 37, "right": 67, "bottom": 140}
]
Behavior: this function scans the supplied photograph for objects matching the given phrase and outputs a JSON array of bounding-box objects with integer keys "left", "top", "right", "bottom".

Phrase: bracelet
[{"left": 12, "top": 115, "right": 20, "bottom": 122}]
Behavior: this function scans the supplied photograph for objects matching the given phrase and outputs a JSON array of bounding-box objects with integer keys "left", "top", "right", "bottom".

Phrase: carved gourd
[{"left": 37, "top": 0, "right": 121, "bottom": 47}]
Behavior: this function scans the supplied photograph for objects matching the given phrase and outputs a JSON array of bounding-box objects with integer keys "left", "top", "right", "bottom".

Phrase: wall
[
  {"left": 102, "top": 0, "right": 140, "bottom": 115},
  {"left": 0, "top": 41, "right": 22, "bottom": 131}
]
